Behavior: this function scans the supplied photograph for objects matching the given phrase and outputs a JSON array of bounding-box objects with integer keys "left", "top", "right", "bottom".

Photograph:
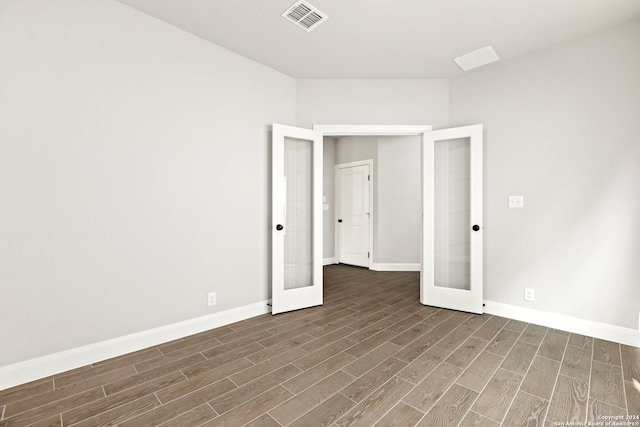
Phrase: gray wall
[
  {"left": 377, "top": 136, "right": 421, "bottom": 264},
  {"left": 336, "top": 136, "right": 379, "bottom": 165},
  {"left": 296, "top": 79, "right": 450, "bottom": 129},
  {"left": 0, "top": 0, "right": 296, "bottom": 366},
  {"left": 450, "top": 18, "right": 640, "bottom": 330}
]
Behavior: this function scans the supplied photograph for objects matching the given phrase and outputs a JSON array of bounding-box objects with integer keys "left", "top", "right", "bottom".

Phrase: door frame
[
  {"left": 335, "top": 159, "right": 374, "bottom": 268},
  {"left": 315, "top": 125, "right": 433, "bottom": 137},
  {"left": 314, "top": 125, "right": 432, "bottom": 279}
]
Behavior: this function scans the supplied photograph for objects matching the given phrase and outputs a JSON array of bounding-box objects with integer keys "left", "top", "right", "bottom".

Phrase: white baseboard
[
  {"left": 0, "top": 300, "right": 271, "bottom": 391},
  {"left": 4, "top": 297, "right": 635, "bottom": 391},
  {"left": 370, "top": 263, "right": 421, "bottom": 272},
  {"left": 484, "top": 300, "right": 640, "bottom": 348},
  {"left": 323, "top": 257, "right": 337, "bottom": 266}
]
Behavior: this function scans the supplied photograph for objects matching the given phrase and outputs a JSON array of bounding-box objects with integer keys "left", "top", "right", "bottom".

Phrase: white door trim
[
  {"left": 314, "top": 125, "right": 433, "bottom": 136},
  {"left": 314, "top": 124, "right": 433, "bottom": 280},
  {"left": 335, "top": 159, "right": 374, "bottom": 268}
]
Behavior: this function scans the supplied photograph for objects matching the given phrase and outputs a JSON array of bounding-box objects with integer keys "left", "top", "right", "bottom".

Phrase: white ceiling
[{"left": 116, "top": 0, "right": 640, "bottom": 79}]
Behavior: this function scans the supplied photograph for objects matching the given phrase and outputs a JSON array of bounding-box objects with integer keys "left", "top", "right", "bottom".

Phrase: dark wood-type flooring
[{"left": 1, "top": 265, "right": 639, "bottom": 426}]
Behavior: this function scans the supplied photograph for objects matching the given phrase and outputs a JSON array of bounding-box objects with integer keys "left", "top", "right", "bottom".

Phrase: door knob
[
  {"left": 472, "top": 224, "right": 480, "bottom": 231},
  {"left": 276, "top": 224, "right": 284, "bottom": 231},
  {"left": 338, "top": 219, "right": 343, "bottom": 223}
]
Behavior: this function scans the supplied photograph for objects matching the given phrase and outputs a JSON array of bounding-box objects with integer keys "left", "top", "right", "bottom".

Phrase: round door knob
[
  {"left": 472, "top": 224, "right": 480, "bottom": 231},
  {"left": 276, "top": 224, "right": 284, "bottom": 231}
]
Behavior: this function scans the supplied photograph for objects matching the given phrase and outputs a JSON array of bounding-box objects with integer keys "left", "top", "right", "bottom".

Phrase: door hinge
[
  {"left": 368, "top": 252, "right": 370, "bottom": 258},
  {"left": 368, "top": 174, "right": 370, "bottom": 181}
]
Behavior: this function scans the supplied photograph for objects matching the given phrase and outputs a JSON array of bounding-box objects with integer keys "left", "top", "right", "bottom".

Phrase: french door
[
  {"left": 421, "top": 124, "right": 484, "bottom": 314},
  {"left": 271, "top": 123, "right": 483, "bottom": 315},
  {"left": 271, "top": 124, "right": 323, "bottom": 314}
]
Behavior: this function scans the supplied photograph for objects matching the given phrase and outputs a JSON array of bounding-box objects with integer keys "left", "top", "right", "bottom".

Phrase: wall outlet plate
[
  {"left": 524, "top": 288, "right": 535, "bottom": 302},
  {"left": 509, "top": 195, "right": 524, "bottom": 208},
  {"left": 208, "top": 292, "right": 216, "bottom": 306}
]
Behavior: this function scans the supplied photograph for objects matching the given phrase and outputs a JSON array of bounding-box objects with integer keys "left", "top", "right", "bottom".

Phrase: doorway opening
[
  {"left": 316, "top": 126, "right": 430, "bottom": 275},
  {"left": 326, "top": 134, "right": 423, "bottom": 272}
]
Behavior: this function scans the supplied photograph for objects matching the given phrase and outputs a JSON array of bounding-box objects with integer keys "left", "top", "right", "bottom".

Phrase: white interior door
[
  {"left": 421, "top": 125, "right": 483, "bottom": 314},
  {"left": 272, "top": 123, "right": 323, "bottom": 314},
  {"left": 336, "top": 163, "right": 371, "bottom": 268}
]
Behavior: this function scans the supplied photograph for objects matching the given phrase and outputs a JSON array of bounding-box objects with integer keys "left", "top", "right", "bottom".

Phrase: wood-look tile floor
[{"left": 1, "top": 265, "right": 639, "bottom": 426}]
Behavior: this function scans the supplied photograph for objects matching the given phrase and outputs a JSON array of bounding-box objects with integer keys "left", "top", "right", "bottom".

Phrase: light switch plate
[{"left": 509, "top": 195, "right": 524, "bottom": 208}]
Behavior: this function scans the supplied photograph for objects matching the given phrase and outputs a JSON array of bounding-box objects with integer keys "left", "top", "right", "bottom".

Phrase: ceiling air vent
[
  {"left": 281, "top": 1, "right": 328, "bottom": 32},
  {"left": 453, "top": 46, "right": 500, "bottom": 71}
]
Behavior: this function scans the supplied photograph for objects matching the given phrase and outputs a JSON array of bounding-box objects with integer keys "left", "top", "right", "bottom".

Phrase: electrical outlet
[
  {"left": 524, "top": 288, "right": 535, "bottom": 302},
  {"left": 509, "top": 195, "right": 524, "bottom": 208},
  {"left": 207, "top": 292, "right": 216, "bottom": 306}
]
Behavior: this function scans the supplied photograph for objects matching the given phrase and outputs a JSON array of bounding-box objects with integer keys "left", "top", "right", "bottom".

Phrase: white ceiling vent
[
  {"left": 282, "top": 1, "right": 328, "bottom": 32},
  {"left": 454, "top": 46, "right": 500, "bottom": 71}
]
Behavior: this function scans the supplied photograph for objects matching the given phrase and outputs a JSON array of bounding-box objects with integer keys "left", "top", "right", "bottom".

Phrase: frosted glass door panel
[
  {"left": 434, "top": 138, "right": 471, "bottom": 290},
  {"left": 283, "top": 137, "right": 313, "bottom": 290}
]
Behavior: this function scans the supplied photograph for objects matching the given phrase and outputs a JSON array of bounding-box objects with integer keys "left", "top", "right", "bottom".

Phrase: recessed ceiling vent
[
  {"left": 282, "top": 1, "right": 328, "bottom": 32},
  {"left": 454, "top": 46, "right": 500, "bottom": 71}
]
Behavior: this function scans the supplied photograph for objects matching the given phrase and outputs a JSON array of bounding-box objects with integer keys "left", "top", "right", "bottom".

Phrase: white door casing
[
  {"left": 421, "top": 124, "right": 483, "bottom": 314},
  {"left": 271, "top": 123, "right": 323, "bottom": 314},
  {"left": 335, "top": 161, "right": 372, "bottom": 268}
]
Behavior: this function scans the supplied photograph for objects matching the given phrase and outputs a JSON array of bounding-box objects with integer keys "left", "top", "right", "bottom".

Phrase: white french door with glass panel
[
  {"left": 271, "top": 124, "right": 323, "bottom": 315},
  {"left": 421, "top": 125, "right": 483, "bottom": 314}
]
